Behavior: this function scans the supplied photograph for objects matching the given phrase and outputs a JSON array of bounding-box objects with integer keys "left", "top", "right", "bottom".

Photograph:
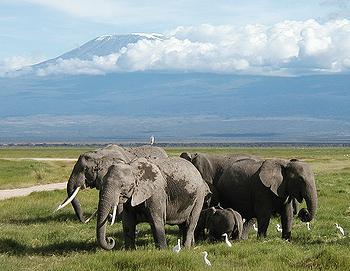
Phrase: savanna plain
[{"left": 0, "top": 147, "right": 349, "bottom": 270}]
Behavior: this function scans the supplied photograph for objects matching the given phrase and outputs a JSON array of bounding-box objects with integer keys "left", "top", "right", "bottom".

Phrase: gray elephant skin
[
  {"left": 181, "top": 153, "right": 317, "bottom": 240},
  {"left": 58, "top": 144, "right": 168, "bottom": 222},
  {"left": 96, "top": 157, "right": 211, "bottom": 250},
  {"left": 198, "top": 207, "right": 243, "bottom": 241},
  {"left": 217, "top": 158, "right": 317, "bottom": 240},
  {"left": 180, "top": 152, "right": 254, "bottom": 206}
]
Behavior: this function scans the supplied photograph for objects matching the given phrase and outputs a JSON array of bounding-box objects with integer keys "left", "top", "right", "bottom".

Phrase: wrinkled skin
[
  {"left": 180, "top": 152, "right": 255, "bottom": 206},
  {"left": 197, "top": 207, "right": 243, "bottom": 241},
  {"left": 96, "top": 157, "right": 210, "bottom": 250},
  {"left": 216, "top": 158, "right": 318, "bottom": 241},
  {"left": 60, "top": 144, "right": 168, "bottom": 222},
  {"left": 206, "top": 207, "right": 243, "bottom": 241}
]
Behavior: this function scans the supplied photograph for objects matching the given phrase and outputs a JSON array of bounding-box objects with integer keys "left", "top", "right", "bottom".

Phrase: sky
[{"left": 0, "top": 0, "right": 350, "bottom": 75}]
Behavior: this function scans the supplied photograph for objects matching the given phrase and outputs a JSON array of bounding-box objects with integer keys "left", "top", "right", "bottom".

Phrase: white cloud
[
  {"left": 8, "top": 19, "right": 350, "bottom": 76},
  {"left": 0, "top": 55, "right": 43, "bottom": 76}
]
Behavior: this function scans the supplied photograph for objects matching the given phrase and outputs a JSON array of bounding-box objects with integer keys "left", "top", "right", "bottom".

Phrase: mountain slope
[{"left": 32, "top": 33, "right": 163, "bottom": 70}]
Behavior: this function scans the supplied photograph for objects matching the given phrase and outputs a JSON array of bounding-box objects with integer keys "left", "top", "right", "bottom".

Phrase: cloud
[
  {"left": 0, "top": 55, "right": 43, "bottom": 76},
  {"left": 14, "top": 19, "right": 350, "bottom": 76}
]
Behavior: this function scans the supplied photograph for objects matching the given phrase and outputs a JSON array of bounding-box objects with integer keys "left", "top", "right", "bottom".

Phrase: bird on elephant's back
[
  {"left": 55, "top": 144, "right": 168, "bottom": 223},
  {"left": 96, "top": 157, "right": 211, "bottom": 250}
]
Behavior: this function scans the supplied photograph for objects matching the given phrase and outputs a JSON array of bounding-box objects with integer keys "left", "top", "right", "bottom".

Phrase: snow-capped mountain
[{"left": 32, "top": 33, "right": 163, "bottom": 69}]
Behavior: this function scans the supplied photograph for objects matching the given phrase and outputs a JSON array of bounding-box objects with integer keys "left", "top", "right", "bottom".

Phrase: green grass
[
  {"left": 0, "top": 159, "right": 75, "bottom": 189},
  {"left": 0, "top": 147, "right": 350, "bottom": 270}
]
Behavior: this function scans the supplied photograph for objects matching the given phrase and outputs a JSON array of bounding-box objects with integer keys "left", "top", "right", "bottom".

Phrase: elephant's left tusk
[
  {"left": 54, "top": 187, "right": 80, "bottom": 212},
  {"left": 84, "top": 209, "right": 97, "bottom": 224},
  {"left": 110, "top": 204, "right": 117, "bottom": 226}
]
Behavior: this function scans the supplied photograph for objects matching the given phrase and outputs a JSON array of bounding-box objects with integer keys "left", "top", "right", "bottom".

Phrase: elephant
[
  {"left": 215, "top": 158, "right": 317, "bottom": 240},
  {"left": 180, "top": 152, "right": 255, "bottom": 206},
  {"left": 96, "top": 157, "right": 211, "bottom": 250},
  {"left": 56, "top": 144, "right": 168, "bottom": 222},
  {"left": 197, "top": 206, "right": 243, "bottom": 241}
]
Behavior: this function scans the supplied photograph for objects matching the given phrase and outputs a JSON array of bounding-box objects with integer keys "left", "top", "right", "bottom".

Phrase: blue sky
[{"left": 0, "top": 0, "right": 349, "bottom": 75}]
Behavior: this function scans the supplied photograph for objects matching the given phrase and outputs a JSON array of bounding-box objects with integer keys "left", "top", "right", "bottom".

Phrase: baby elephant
[{"left": 198, "top": 207, "right": 244, "bottom": 241}]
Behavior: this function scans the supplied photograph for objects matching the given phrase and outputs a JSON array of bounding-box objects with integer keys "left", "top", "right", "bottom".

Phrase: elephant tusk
[
  {"left": 110, "top": 204, "right": 117, "bottom": 226},
  {"left": 54, "top": 187, "right": 80, "bottom": 212},
  {"left": 84, "top": 209, "right": 97, "bottom": 224}
]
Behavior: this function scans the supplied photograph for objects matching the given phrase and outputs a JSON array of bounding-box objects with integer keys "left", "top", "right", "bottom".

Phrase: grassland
[{"left": 0, "top": 147, "right": 350, "bottom": 270}]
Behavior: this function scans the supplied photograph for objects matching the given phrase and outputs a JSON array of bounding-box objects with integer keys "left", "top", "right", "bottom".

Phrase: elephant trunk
[
  {"left": 97, "top": 187, "right": 119, "bottom": 250},
  {"left": 67, "top": 171, "right": 85, "bottom": 223},
  {"left": 298, "top": 182, "right": 317, "bottom": 222}
]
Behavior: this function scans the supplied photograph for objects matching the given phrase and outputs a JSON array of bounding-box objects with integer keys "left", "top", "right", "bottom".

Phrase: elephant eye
[{"left": 299, "top": 176, "right": 304, "bottom": 182}]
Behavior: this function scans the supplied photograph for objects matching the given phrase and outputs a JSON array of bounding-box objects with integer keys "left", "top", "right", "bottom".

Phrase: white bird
[
  {"left": 150, "top": 135, "right": 155, "bottom": 145},
  {"left": 276, "top": 224, "right": 283, "bottom": 233},
  {"left": 173, "top": 239, "right": 181, "bottom": 253},
  {"left": 335, "top": 223, "right": 345, "bottom": 236},
  {"left": 202, "top": 251, "right": 212, "bottom": 267},
  {"left": 222, "top": 233, "right": 232, "bottom": 247},
  {"left": 253, "top": 223, "right": 258, "bottom": 232},
  {"left": 306, "top": 222, "right": 311, "bottom": 231}
]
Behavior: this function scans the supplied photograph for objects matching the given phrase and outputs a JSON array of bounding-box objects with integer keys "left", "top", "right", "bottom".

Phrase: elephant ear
[
  {"left": 259, "top": 159, "right": 286, "bottom": 197},
  {"left": 193, "top": 154, "right": 214, "bottom": 184},
  {"left": 180, "top": 152, "right": 192, "bottom": 162},
  {"left": 131, "top": 158, "right": 164, "bottom": 207}
]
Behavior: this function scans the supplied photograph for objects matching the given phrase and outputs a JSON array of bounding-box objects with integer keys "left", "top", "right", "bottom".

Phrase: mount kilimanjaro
[{"left": 0, "top": 34, "right": 349, "bottom": 143}]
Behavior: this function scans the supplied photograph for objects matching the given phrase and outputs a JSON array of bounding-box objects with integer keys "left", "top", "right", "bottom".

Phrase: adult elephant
[
  {"left": 180, "top": 152, "right": 254, "bottom": 206},
  {"left": 56, "top": 144, "right": 168, "bottom": 222},
  {"left": 96, "top": 157, "right": 211, "bottom": 250},
  {"left": 216, "top": 158, "right": 317, "bottom": 240}
]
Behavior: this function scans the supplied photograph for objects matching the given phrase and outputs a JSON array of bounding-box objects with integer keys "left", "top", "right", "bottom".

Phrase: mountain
[
  {"left": 31, "top": 33, "right": 163, "bottom": 70},
  {"left": 0, "top": 34, "right": 349, "bottom": 143}
]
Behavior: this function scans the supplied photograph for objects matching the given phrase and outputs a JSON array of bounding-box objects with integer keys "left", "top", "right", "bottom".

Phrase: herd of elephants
[{"left": 55, "top": 144, "right": 317, "bottom": 250}]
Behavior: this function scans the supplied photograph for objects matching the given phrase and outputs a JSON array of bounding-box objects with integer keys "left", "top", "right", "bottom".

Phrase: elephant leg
[
  {"left": 241, "top": 218, "right": 254, "bottom": 240},
  {"left": 149, "top": 214, "right": 167, "bottom": 249},
  {"left": 280, "top": 202, "right": 293, "bottom": 241},
  {"left": 122, "top": 209, "right": 137, "bottom": 250},
  {"left": 184, "top": 198, "right": 205, "bottom": 248}
]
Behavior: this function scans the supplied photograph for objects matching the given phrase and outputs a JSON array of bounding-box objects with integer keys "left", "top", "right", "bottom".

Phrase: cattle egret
[
  {"left": 336, "top": 223, "right": 345, "bottom": 236},
  {"left": 276, "top": 224, "right": 282, "bottom": 233},
  {"left": 222, "top": 233, "right": 232, "bottom": 247},
  {"left": 253, "top": 223, "right": 258, "bottom": 232},
  {"left": 150, "top": 135, "right": 155, "bottom": 145},
  {"left": 202, "top": 251, "right": 212, "bottom": 266},
  {"left": 173, "top": 239, "right": 181, "bottom": 253},
  {"left": 306, "top": 222, "right": 311, "bottom": 231}
]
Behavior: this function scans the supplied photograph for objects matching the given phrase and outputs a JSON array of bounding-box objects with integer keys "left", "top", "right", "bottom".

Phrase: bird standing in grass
[
  {"left": 202, "top": 251, "right": 212, "bottom": 267},
  {"left": 150, "top": 135, "right": 155, "bottom": 145},
  {"left": 253, "top": 223, "right": 258, "bottom": 232},
  {"left": 336, "top": 223, "right": 345, "bottom": 236},
  {"left": 306, "top": 222, "right": 311, "bottom": 231},
  {"left": 173, "top": 239, "right": 181, "bottom": 253},
  {"left": 222, "top": 233, "right": 232, "bottom": 247},
  {"left": 276, "top": 224, "right": 282, "bottom": 233}
]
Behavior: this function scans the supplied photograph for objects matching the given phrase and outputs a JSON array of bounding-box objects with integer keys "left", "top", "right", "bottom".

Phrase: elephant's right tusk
[
  {"left": 110, "top": 204, "right": 117, "bottom": 226},
  {"left": 84, "top": 209, "right": 97, "bottom": 224},
  {"left": 54, "top": 187, "right": 80, "bottom": 212}
]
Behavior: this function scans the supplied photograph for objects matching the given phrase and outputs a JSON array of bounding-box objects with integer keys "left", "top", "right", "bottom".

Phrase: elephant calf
[{"left": 196, "top": 206, "right": 243, "bottom": 241}]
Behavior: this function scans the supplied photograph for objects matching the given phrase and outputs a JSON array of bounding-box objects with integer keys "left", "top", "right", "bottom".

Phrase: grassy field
[{"left": 0, "top": 147, "right": 350, "bottom": 270}]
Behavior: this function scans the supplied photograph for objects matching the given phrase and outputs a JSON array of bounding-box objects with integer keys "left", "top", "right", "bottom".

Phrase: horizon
[{"left": 0, "top": 1, "right": 349, "bottom": 143}]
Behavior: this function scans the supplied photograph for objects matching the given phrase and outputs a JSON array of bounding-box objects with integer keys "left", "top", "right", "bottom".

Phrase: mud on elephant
[
  {"left": 55, "top": 144, "right": 168, "bottom": 223},
  {"left": 96, "top": 157, "right": 211, "bottom": 250}
]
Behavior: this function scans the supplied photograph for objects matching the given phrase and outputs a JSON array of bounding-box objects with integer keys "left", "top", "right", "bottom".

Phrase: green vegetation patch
[{"left": 0, "top": 159, "right": 75, "bottom": 189}]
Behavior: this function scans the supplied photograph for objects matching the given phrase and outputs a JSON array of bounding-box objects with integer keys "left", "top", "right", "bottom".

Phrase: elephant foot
[{"left": 282, "top": 231, "right": 291, "bottom": 241}]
